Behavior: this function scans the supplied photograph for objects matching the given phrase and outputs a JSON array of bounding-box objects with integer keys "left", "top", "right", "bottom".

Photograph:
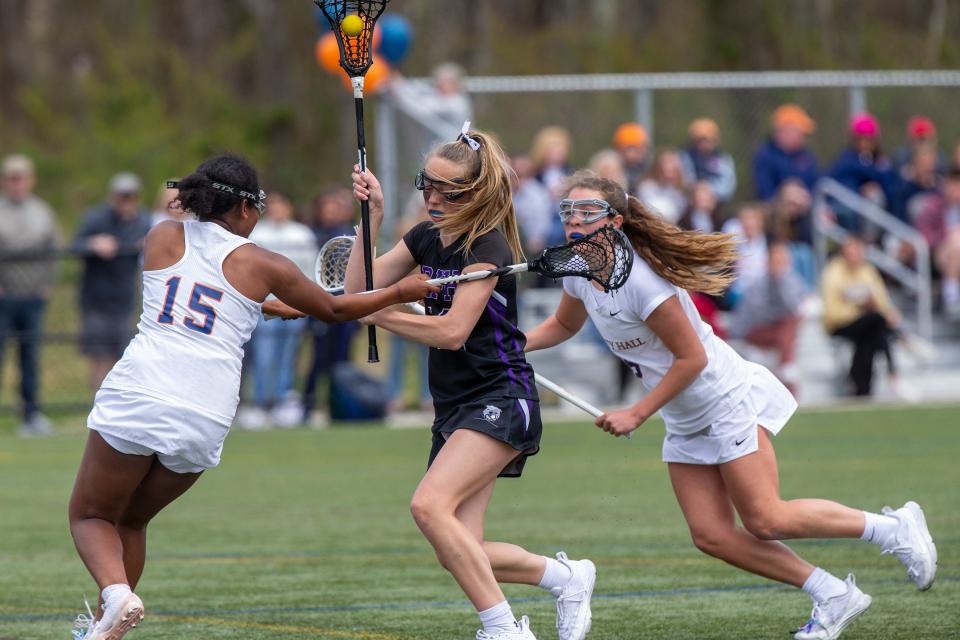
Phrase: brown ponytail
[{"left": 562, "top": 170, "right": 739, "bottom": 295}]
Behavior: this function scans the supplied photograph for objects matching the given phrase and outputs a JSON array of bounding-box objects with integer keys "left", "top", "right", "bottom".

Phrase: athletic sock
[
  {"left": 101, "top": 583, "right": 132, "bottom": 608},
  {"left": 478, "top": 600, "right": 517, "bottom": 635},
  {"left": 861, "top": 510, "right": 899, "bottom": 548},
  {"left": 802, "top": 567, "right": 847, "bottom": 603},
  {"left": 538, "top": 555, "right": 573, "bottom": 596}
]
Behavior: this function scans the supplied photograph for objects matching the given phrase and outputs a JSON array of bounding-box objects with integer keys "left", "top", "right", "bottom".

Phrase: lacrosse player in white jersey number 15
[
  {"left": 524, "top": 170, "right": 938, "bottom": 640},
  {"left": 67, "top": 154, "right": 436, "bottom": 640}
]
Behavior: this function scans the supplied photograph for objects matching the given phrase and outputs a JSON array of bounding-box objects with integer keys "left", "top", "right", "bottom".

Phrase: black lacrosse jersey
[{"left": 403, "top": 222, "right": 539, "bottom": 416}]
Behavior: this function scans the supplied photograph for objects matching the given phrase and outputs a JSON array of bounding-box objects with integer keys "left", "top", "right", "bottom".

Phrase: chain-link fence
[
  {"left": 371, "top": 70, "right": 960, "bottom": 404},
  {"left": 379, "top": 71, "right": 960, "bottom": 218}
]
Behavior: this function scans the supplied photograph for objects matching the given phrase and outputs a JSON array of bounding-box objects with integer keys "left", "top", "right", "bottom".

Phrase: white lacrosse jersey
[
  {"left": 563, "top": 251, "right": 752, "bottom": 435},
  {"left": 101, "top": 220, "right": 262, "bottom": 424}
]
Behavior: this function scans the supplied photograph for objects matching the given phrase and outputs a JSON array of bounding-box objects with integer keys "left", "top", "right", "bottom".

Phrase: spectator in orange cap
[
  {"left": 679, "top": 118, "right": 737, "bottom": 202},
  {"left": 613, "top": 122, "right": 650, "bottom": 195},
  {"left": 752, "top": 104, "right": 820, "bottom": 200},
  {"left": 894, "top": 115, "right": 945, "bottom": 180}
]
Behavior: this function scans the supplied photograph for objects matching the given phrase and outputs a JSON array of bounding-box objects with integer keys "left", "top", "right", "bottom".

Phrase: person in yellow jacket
[{"left": 821, "top": 235, "right": 901, "bottom": 395}]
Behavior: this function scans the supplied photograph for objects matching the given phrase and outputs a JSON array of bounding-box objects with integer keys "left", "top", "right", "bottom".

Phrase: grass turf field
[{"left": 0, "top": 404, "right": 957, "bottom": 639}]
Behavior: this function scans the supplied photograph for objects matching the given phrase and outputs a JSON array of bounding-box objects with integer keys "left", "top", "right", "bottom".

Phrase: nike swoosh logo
[
  {"left": 609, "top": 310, "right": 621, "bottom": 316},
  {"left": 734, "top": 437, "right": 748, "bottom": 446}
]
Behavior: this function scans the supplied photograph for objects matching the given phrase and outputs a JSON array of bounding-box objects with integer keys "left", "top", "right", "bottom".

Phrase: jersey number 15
[{"left": 157, "top": 276, "right": 222, "bottom": 335}]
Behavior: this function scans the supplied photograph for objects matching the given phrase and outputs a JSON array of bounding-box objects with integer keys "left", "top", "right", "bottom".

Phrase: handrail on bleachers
[{"left": 812, "top": 177, "right": 933, "bottom": 342}]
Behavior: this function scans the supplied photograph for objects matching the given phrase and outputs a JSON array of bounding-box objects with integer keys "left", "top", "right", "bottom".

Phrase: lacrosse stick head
[
  {"left": 316, "top": 234, "right": 356, "bottom": 292},
  {"left": 314, "top": 0, "right": 389, "bottom": 79},
  {"left": 532, "top": 225, "right": 633, "bottom": 292}
]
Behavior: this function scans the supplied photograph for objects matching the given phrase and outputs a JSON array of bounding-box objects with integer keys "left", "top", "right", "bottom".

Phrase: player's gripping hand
[
  {"left": 392, "top": 273, "right": 439, "bottom": 305},
  {"left": 595, "top": 406, "right": 647, "bottom": 438},
  {"left": 352, "top": 164, "right": 385, "bottom": 221},
  {"left": 262, "top": 299, "right": 306, "bottom": 320}
]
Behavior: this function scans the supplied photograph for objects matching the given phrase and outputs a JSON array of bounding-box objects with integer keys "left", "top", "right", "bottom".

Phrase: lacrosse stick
[
  {"left": 402, "top": 300, "right": 611, "bottom": 422},
  {"left": 317, "top": 225, "right": 634, "bottom": 295},
  {"left": 315, "top": 0, "right": 390, "bottom": 363},
  {"left": 314, "top": 234, "right": 630, "bottom": 436}
]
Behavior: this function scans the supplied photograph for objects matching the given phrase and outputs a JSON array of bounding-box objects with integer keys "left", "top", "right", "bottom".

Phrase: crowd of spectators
[
  {"left": 3, "top": 94, "right": 959, "bottom": 432},
  {"left": 510, "top": 105, "right": 960, "bottom": 399}
]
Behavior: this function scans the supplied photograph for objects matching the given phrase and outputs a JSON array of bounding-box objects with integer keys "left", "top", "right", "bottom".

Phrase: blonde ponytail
[{"left": 425, "top": 129, "right": 524, "bottom": 263}]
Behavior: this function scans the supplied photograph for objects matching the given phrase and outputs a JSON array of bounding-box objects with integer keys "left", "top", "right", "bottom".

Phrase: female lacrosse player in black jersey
[{"left": 345, "top": 125, "right": 594, "bottom": 640}]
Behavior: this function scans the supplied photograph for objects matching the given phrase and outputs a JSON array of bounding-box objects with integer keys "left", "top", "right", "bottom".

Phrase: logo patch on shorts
[{"left": 481, "top": 405, "right": 502, "bottom": 424}]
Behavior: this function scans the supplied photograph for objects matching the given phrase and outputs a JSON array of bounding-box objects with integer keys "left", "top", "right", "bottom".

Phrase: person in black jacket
[{"left": 71, "top": 173, "right": 151, "bottom": 390}]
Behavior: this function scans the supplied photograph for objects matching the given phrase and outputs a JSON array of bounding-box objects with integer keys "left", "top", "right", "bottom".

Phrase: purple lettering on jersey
[
  {"left": 436, "top": 269, "right": 460, "bottom": 301},
  {"left": 420, "top": 266, "right": 460, "bottom": 302}
]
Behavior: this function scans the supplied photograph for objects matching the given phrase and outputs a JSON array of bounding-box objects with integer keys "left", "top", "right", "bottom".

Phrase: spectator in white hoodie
[{"left": 243, "top": 192, "right": 317, "bottom": 429}]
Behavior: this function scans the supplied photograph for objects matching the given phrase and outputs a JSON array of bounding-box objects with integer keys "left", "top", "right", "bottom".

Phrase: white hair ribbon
[{"left": 458, "top": 120, "right": 481, "bottom": 151}]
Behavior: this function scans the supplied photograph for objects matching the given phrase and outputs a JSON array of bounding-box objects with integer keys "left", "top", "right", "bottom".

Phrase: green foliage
[{"left": 4, "top": 0, "right": 960, "bottom": 228}]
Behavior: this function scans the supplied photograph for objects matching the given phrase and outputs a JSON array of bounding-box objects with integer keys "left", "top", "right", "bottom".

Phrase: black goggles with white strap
[
  {"left": 414, "top": 169, "right": 469, "bottom": 201},
  {"left": 166, "top": 179, "right": 267, "bottom": 216},
  {"left": 558, "top": 198, "right": 616, "bottom": 224}
]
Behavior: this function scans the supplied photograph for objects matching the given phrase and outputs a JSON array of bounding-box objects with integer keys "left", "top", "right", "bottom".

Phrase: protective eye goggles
[
  {"left": 558, "top": 198, "right": 616, "bottom": 224},
  {"left": 166, "top": 180, "right": 267, "bottom": 216},
  {"left": 414, "top": 169, "right": 468, "bottom": 201}
]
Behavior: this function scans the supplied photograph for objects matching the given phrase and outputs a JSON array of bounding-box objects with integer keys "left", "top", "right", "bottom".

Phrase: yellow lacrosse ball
[{"left": 341, "top": 14, "right": 364, "bottom": 37}]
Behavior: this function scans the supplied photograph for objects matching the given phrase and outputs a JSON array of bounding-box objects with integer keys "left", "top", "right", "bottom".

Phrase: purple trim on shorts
[
  {"left": 487, "top": 303, "right": 520, "bottom": 390},
  {"left": 509, "top": 333, "right": 533, "bottom": 395},
  {"left": 486, "top": 300, "right": 532, "bottom": 395}
]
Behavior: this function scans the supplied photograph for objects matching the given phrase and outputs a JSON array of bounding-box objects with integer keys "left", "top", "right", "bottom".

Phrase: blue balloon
[
  {"left": 376, "top": 14, "right": 413, "bottom": 65},
  {"left": 313, "top": 6, "right": 329, "bottom": 31},
  {"left": 313, "top": 3, "right": 336, "bottom": 31}
]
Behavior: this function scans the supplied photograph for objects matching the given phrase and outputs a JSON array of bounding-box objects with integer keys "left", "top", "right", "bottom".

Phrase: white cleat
[
  {"left": 476, "top": 615, "right": 537, "bottom": 639},
  {"left": 793, "top": 574, "right": 872, "bottom": 640},
  {"left": 881, "top": 500, "right": 938, "bottom": 590},
  {"left": 86, "top": 592, "right": 144, "bottom": 640},
  {"left": 554, "top": 551, "right": 596, "bottom": 640},
  {"left": 71, "top": 598, "right": 96, "bottom": 640}
]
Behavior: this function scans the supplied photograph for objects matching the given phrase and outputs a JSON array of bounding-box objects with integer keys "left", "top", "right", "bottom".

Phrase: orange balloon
[
  {"left": 315, "top": 33, "right": 342, "bottom": 74},
  {"left": 337, "top": 55, "right": 392, "bottom": 94}
]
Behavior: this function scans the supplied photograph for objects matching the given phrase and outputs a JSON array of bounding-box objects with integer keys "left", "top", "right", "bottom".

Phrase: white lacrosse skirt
[
  {"left": 87, "top": 387, "right": 231, "bottom": 474},
  {"left": 661, "top": 362, "right": 798, "bottom": 465}
]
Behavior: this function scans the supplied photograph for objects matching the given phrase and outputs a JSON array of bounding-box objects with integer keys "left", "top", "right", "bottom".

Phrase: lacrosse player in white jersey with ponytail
[
  {"left": 525, "top": 170, "right": 937, "bottom": 640},
  {"left": 67, "top": 154, "right": 435, "bottom": 640}
]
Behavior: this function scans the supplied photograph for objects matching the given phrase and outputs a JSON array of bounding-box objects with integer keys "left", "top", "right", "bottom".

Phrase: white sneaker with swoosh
[
  {"left": 793, "top": 574, "right": 872, "bottom": 640},
  {"left": 476, "top": 615, "right": 537, "bottom": 639},
  {"left": 554, "top": 551, "right": 596, "bottom": 640},
  {"left": 881, "top": 500, "right": 938, "bottom": 590}
]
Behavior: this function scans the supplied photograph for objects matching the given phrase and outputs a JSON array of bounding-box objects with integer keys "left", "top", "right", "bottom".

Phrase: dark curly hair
[{"left": 176, "top": 154, "right": 260, "bottom": 221}]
